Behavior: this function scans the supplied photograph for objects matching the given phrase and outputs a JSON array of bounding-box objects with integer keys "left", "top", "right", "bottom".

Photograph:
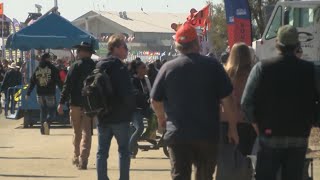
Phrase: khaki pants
[{"left": 70, "top": 106, "right": 92, "bottom": 161}]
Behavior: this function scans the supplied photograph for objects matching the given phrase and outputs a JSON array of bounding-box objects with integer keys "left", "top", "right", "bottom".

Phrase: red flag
[
  {"left": 0, "top": 3, "right": 3, "bottom": 15},
  {"left": 187, "top": 5, "right": 210, "bottom": 27}
]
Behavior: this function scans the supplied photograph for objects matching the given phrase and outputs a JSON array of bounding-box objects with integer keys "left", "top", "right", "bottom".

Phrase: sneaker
[
  {"left": 72, "top": 157, "right": 79, "bottom": 166},
  {"left": 43, "top": 122, "right": 50, "bottom": 135},
  {"left": 77, "top": 160, "right": 88, "bottom": 170}
]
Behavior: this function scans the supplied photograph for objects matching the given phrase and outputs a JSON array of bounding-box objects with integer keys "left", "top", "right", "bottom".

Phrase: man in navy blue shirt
[{"left": 150, "top": 23, "right": 239, "bottom": 180}]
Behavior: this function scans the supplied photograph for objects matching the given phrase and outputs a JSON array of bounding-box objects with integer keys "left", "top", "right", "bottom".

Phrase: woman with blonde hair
[{"left": 216, "top": 42, "right": 256, "bottom": 180}]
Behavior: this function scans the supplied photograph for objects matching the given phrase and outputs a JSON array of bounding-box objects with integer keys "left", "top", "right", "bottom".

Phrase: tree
[
  {"left": 248, "top": 0, "right": 278, "bottom": 38},
  {"left": 207, "top": 0, "right": 278, "bottom": 55},
  {"left": 208, "top": 3, "right": 228, "bottom": 57}
]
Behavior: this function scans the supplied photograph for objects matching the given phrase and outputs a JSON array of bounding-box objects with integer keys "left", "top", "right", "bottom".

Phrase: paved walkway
[
  {"left": 0, "top": 118, "right": 171, "bottom": 180},
  {"left": 0, "top": 116, "right": 319, "bottom": 180}
]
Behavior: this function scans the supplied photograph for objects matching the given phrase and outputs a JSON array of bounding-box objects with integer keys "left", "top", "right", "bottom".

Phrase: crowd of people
[
  {"left": 152, "top": 24, "right": 317, "bottom": 180},
  {"left": 0, "top": 54, "right": 70, "bottom": 117},
  {"left": 0, "top": 23, "right": 318, "bottom": 180}
]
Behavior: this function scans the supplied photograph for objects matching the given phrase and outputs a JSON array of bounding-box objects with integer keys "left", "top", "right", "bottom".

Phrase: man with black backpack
[
  {"left": 95, "top": 34, "right": 135, "bottom": 180},
  {"left": 57, "top": 42, "right": 96, "bottom": 170}
]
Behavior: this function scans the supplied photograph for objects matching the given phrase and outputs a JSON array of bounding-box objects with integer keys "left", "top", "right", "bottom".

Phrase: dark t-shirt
[{"left": 150, "top": 53, "right": 233, "bottom": 144}]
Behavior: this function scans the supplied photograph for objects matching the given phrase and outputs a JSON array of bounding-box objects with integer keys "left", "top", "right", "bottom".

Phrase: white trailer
[{"left": 254, "top": 1, "right": 320, "bottom": 62}]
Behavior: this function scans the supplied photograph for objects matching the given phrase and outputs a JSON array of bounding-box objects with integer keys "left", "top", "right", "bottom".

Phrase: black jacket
[
  {"left": 59, "top": 58, "right": 95, "bottom": 106},
  {"left": 254, "top": 55, "right": 317, "bottom": 137},
  {"left": 1, "top": 69, "right": 22, "bottom": 92},
  {"left": 132, "top": 76, "right": 150, "bottom": 110},
  {"left": 27, "top": 61, "right": 62, "bottom": 96},
  {"left": 96, "top": 56, "right": 135, "bottom": 125}
]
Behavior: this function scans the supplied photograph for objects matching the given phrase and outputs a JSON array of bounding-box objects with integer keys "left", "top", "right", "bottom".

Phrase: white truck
[{"left": 253, "top": 0, "right": 320, "bottom": 62}]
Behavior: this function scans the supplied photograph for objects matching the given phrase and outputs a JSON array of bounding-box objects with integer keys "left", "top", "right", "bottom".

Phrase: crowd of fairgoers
[{"left": 2, "top": 24, "right": 319, "bottom": 180}]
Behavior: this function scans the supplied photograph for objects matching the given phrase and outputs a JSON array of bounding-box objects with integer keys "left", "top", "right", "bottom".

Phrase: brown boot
[{"left": 77, "top": 159, "right": 88, "bottom": 170}]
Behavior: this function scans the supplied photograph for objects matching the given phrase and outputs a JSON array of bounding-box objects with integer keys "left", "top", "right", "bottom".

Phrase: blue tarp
[{"left": 6, "top": 13, "right": 99, "bottom": 50}]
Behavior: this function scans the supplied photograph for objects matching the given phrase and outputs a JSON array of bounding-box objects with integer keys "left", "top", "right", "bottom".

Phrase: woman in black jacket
[{"left": 129, "top": 61, "right": 153, "bottom": 158}]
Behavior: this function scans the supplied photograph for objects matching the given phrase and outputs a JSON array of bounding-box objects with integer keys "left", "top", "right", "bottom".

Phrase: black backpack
[{"left": 82, "top": 68, "right": 113, "bottom": 118}]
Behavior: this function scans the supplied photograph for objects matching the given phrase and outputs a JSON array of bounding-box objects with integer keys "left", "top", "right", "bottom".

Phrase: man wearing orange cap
[{"left": 150, "top": 23, "right": 239, "bottom": 180}]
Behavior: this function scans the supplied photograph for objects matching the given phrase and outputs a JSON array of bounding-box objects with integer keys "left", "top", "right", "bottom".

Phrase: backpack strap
[{"left": 97, "top": 57, "right": 117, "bottom": 76}]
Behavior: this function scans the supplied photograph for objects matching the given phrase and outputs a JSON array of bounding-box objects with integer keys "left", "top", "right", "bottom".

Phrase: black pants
[
  {"left": 255, "top": 145, "right": 307, "bottom": 180},
  {"left": 168, "top": 142, "right": 219, "bottom": 180}
]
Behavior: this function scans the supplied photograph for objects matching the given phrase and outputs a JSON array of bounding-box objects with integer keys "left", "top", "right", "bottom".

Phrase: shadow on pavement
[
  {"left": 49, "top": 134, "right": 73, "bottom": 136},
  {"left": 88, "top": 168, "right": 170, "bottom": 172},
  {"left": 0, "top": 146, "right": 14, "bottom": 148},
  {"left": 0, "top": 156, "right": 62, "bottom": 160},
  {"left": 15, "top": 125, "right": 72, "bottom": 129},
  {"left": 0, "top": 174, "right": 76, "bottom": 178},
  {"left": 136, "top": 157, "right": 168, "bottom": 160},
  {"left": 88, "top": 168, "right": 171, "bottom": 172},
  {"left": 130, "top": 168, "right": 170, "bottom": 172}
]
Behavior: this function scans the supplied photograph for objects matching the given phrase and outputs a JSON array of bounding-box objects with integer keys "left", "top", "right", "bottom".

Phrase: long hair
[
  {"left": 225, "top": 43, "right": 252, "bottom": 80},
  {"left": 129, "top": 60, "right": 145, "bottom": 75}
]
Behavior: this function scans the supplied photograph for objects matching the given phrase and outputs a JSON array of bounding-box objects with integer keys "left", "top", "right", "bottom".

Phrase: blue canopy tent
[
  {"left": 5, "top": 12, "right": 99, "bottom": 50},
  {"left": 4, "top": 12, "right": 99, "bottom": 125}
]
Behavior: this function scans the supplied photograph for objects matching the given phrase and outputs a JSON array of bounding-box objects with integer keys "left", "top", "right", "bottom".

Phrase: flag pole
[{"left": 204, "top": 3, "right": 210, "bottom": 42}]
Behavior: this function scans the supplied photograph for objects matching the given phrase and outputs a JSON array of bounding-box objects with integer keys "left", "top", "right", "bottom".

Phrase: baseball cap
[
  {"left": 277, "top": 25, "right": 299, "bottom": 46},
  {"left": 175, "top": 23, "right": 198, "bottom": 44},
  {"left": 73, "top": 41, "right": 96, "bottom": 54}
]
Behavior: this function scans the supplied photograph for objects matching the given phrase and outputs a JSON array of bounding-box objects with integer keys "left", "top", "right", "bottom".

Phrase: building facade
[{"left": 73, "top": 11, "right": 187, "bottom": 60}]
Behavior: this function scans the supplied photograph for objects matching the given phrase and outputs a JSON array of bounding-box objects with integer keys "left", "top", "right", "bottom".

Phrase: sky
[{"left": 2, "top": 0, "right": 222, "bottom": 22}]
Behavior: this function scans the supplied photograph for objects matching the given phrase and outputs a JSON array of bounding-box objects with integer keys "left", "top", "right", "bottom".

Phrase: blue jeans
[
  {"left": 129, "top": 110, "right": 144, "bottom": 153},
  {"left": 255, "top": 144, "right": 307, "bottom": 180},
  {"left": 37, "top": 96, "right": 56, "bottom": 133},
  {"left": 96, "top": 122, "right": 131, "bottom": 180}
]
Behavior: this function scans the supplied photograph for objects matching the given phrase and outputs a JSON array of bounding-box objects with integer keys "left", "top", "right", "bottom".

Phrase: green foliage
[
  {"left": 208, "top": 3, "right": 228, "bottom": 56},
  {"left": 206, "top": 0, "right": 278, "bottom": 55},
  {"left": 248, "top": 0, "right": 278, "bottom": 38}
]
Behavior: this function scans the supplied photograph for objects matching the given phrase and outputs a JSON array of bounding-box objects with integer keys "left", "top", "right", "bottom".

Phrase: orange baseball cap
[{"left": 175, "top": 23, "right": 198, "bottom": 43}]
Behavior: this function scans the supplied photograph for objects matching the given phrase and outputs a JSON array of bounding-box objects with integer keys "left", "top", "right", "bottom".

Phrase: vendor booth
[{"left": 5, "top": 12, "right": 99, "bottom": 127}]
